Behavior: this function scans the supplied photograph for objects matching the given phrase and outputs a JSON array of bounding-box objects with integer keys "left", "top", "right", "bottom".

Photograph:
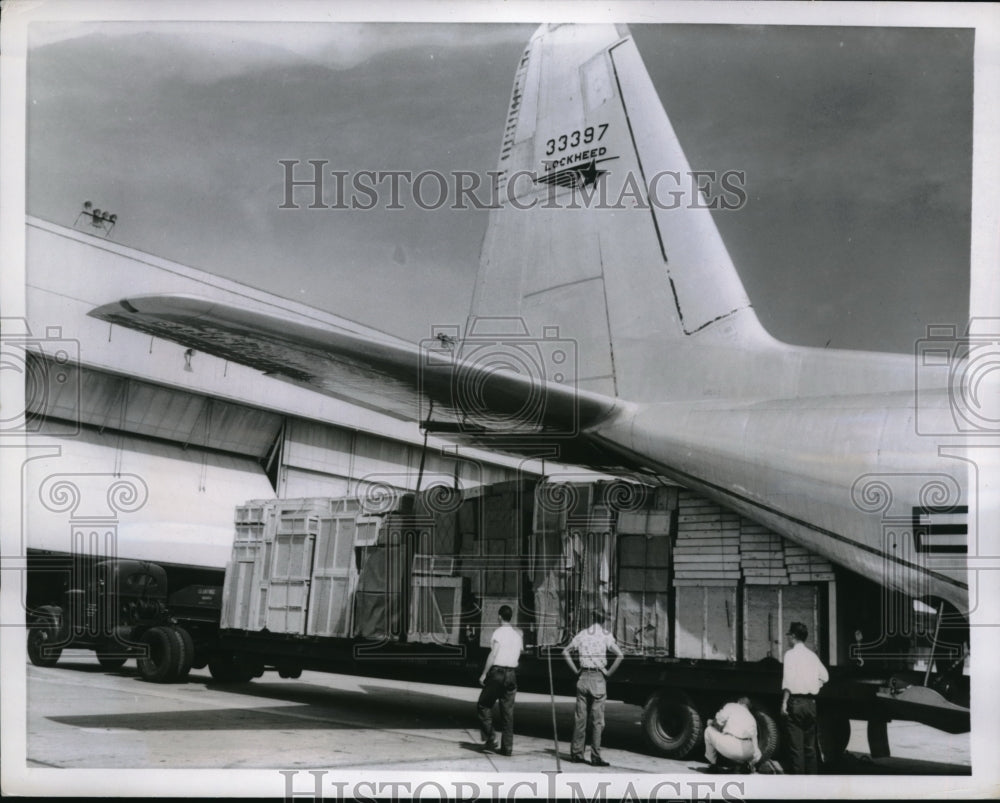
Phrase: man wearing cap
[
  {"left": 781, "top": 621, "right": 829, "bottom": 773},
  {"left": 477, "top": 604, "right": 523, "bottom": 756},
  {"left": 562, "top": 612, "right": 624, "bottom": 767}
]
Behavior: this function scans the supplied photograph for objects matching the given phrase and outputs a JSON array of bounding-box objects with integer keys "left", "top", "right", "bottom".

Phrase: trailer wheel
[
  {"left": 641, "top": 690, "right": 704, "bottom": 758},
  {"left": 171, "top": 626, "right": 195, "bottom": 680},
  {"left": 749, "top": 704, "right": 780, "bottom": 762},
  {"left": 818, "top": 710, "right": 851, "bottom": 767},
  {"left": 97, "top": 654, "right": 128, "bottom": 670},
  {"left": 278, "top": 667, "right": 302, "bottom": 679},
  {"left": 27, "top": 612, "right": 62, "bottom": 668},
  {"left": 208, "top": 653, "right": 254, "bottom": 683},
  {"left": 137, "top": 626, "right": 179, "bottom": 683}
]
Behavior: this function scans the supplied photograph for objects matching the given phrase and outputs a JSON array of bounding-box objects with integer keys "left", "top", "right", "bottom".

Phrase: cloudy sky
[{"left": 26, "top": 19, "right": 972, "bottom": 353}]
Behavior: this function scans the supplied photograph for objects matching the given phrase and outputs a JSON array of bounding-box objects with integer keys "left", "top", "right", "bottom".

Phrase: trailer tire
[
  {"left": 749, "top": 705, "right": 780, "bottom": 762},
  {"left": 27, "top": 611, "right": 62, "bottom": 668},
  {"left": 97, "top": 654, "right": 128, "bottom": 670},
  {"left": 818, "top": 710, "right": 851, "bottom": 767},
  {"left": 137, "top": 626, "right": 179, "bottom": 683},
  {"left": 172, "top": 626, "right": 195, "bottom": 679},
  {"left": 208, "top": 653, "right": 254, "bottom": 684},
  {"left": 278, "top": 667, "right": 302, "bottom": 679},
  {"left": 641, "top": 690, "right": 704, "bottom": 759}
]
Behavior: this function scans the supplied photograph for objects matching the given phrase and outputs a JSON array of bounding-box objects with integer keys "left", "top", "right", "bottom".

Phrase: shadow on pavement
[{"left": 38, "top": 660, "right": 972, "bottom": 775}]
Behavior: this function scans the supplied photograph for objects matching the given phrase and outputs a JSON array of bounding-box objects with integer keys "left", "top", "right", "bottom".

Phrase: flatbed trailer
[
  {"left": 207, "top": 624, "right": 967, "bottom": 764},
  {"left": 26, "top": 479, "right": 970, "bottom": 766}
]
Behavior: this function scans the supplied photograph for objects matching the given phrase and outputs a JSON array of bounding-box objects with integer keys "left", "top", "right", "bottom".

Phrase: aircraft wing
[{"left": 90, "top": 295, "right": 621, "bottom": 450}]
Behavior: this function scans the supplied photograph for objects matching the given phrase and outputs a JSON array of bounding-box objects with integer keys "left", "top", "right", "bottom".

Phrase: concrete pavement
[{"left": 24, "top": 651, "right": 970, "bottom": 775}]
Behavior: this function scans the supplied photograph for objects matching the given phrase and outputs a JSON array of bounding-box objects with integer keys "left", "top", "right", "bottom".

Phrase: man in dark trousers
[
  {"left": 781, "top": 621, "right": 829, "bottom": 773},
  {"left": 562, "top": 611, "right": 624, "bottom": 766},
  {"left": 477, "top": 604, "right": 523, "bottom": 756}
]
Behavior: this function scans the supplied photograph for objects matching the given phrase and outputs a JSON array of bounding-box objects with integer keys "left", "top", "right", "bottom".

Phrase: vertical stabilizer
[{"left": 470, "top": 24, "right": 774, "bottom": 401}]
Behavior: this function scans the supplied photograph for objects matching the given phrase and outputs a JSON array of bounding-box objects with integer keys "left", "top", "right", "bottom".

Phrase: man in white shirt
[
  {"left": 781, "top": 621, "right": 829, "bottom": 773},
  {"left": 704, "top": 697, "right": 762, "bottom": 773},
  {"left": 562, "top": 612, "right": 624, "bottom": 766},
  {"left": 477, "top": 604, "right": 523, "bottom": 756}
]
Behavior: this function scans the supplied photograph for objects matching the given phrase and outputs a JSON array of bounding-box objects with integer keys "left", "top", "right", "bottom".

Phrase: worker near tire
[
  {"left": 562, "top": 611, "right": 624, "bottom": 766},
  {"left": 704, "top": 696, "right": 762, "bottom": 773},
  {"left": 781, "top": 621, "right": 829, "bottom": 773}
]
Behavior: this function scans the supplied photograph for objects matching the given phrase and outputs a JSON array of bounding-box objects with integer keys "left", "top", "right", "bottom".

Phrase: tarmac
[{"left": 17, "top": 650, "right": 973, "bottom": 791}]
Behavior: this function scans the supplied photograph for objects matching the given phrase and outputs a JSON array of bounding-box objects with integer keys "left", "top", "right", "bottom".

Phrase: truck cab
[{"left": 28, "top": 559, "right": 174, "bottom": 672}]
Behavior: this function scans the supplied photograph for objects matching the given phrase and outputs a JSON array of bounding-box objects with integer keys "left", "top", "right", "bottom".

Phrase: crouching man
[{"left": 704, "top": 696, "right": 762, "bottom": 773}]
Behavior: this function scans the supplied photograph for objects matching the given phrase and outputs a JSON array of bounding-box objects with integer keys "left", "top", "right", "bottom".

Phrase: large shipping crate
[
  {"left": 675, "top": 584, "right": 739, "bottom": 660},
  {"left": 743, "top": 583, "right": 822, "bottom": 661},
  {"left": 615, "top": 532, "right": 671, "bottom": 654},
  {"left": 353, "top": 512, "right": 413, "bottom": 640},
  {"left": 307, "top": 513, "right": 360, "bottom": 637},
  {"left": 223, "top": 483, "right": 838, "bottom": 667},
  {"left": 221, "top": 502, "right": 270, "bottom": 631},
  {"left": 221, "top": 498, "right": 362, "bottom": 637},
  {"left": 673, "top": 491, "right": 740, "bottom": 583},
  {"left": 409, "top": 575, "right": 464, "bottom": 644},
  {"left": 260, "top": 514, "right": 317, "bottom": 635}
]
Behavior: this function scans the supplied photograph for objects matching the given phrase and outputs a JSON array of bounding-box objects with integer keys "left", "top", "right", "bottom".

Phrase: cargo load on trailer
[
  {"left": 205, "top": 477, "right": 968, "bottom": 761},
  {"left": 28, "top": 476, "right": 968, "bottom": 764}
]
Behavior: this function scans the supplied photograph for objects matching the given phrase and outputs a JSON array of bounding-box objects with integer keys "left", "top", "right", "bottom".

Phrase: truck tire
[
  {"left": 208, "top": 653, "right": 255, "bottom": 683},
  {"left": 278, "top": 667, "right": 303, "bottom": 679},
  {"left": 749, "top": 704, "right": 780, "bottom": 762},
  {"left": 97, "top": 654, "right": 128, "bottom": 670},
  {"left": 171, "top": 626, "right": 195, "bottom": 680},
  {"left": 27, "top": 612, "right": 62, "bottom": 668},
  {"left": 818, "top": 710, "right": 851, "bottom": 767},
  {"left": 137, "top": 626, "right": 179, "bottom": 683},
  {"left": 641, "top": 690, "right": 704, "bottom": 759}
]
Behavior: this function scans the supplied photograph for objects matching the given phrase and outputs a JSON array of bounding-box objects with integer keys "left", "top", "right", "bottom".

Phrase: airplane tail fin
[{"left": 470, "top": 24, "right": 776, "bottom": 402}]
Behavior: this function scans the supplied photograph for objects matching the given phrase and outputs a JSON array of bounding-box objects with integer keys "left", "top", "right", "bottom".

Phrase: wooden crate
[
  {"left": 743, "top": 584, "right": 821, "bottom": 661},
  {"left": 674, "top": 584, "right": 738, "bottom": 660},
  {"left": 235, "top": 504, "right": 268, "bottom": 524},
  {"left": 354, "top": 516, "right": 382, "bottom": 546},
  {"left": 617, "top": 510, "right": 649, "bottom": 535},
  {"left": 409, "top": 575, "right": 464, "bottom": 645},
  {"left": 306, "top": 515, "right": 359, "bottom": 638},
  {"left": 616, "top": 590, "right": 669, "bottom": 655},
  {"left": 220, "top": 542, "right": 265, "bottom": 630},
  {"left": 412, "top": 554, "right": 457, "bottom": 576}
]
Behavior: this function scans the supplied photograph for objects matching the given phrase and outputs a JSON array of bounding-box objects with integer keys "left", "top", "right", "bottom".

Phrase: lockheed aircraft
[{"left": 91, "top": 24, "right": 972, "bottom": 629}]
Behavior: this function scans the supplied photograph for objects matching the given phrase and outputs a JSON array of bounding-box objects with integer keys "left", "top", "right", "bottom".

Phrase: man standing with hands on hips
[
  {"left": 562, "top": 612, "right": 624, "bottom": 766},
  {"left": 477, "top": 604, "right": 523, "bottom": 756},
  {"left": 781, "top": 621, "right": 829, "bottom": 773}
]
